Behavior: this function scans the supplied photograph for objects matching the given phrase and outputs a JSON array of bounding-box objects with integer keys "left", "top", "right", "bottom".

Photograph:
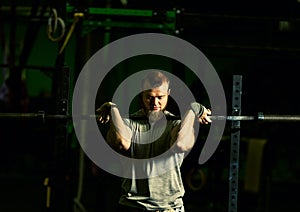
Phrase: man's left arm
[{"left": 172, "top": 102, "right": 211, "bottom": 152}]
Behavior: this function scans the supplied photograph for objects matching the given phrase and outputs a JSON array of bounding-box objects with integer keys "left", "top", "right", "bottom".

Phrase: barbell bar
[{"left": 0, "top": 112, "right": 300, "bottom": 122}]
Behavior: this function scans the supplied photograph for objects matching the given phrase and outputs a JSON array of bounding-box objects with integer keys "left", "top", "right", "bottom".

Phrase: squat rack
[{"left": 1, "top": 73, "right": 300, "bottom": 212}]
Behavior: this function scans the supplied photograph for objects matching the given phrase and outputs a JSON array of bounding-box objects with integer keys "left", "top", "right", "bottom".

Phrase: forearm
[
  {"left": 110, "top": 106, "right": 132, "bottom": 141},
  {"left": 106, "top": 124, "right": 131, "bottom": 151},
  {"left": 175, "top": 102, "right": 206, "bottom": 152},
  {"left": 97, "top": 101, "right": 132, "bottom": 151},
  {"left": 107, "top": 105, "right": 132, "bottom": 151},
  {"left": 175, "top": 109, "right": 196, "bottom": 152}
]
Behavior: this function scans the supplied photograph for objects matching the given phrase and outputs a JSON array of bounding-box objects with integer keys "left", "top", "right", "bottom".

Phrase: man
[{"left": 97, "top": 70, "right": 211, "bottom": 212}]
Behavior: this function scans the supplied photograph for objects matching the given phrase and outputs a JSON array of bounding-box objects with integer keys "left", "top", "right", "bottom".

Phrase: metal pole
[{"left": 228, "top": 75, "right": 242, "bottom": 212}]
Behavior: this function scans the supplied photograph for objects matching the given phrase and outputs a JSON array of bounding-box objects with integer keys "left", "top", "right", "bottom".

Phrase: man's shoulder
[
  {"left": 129, "top": 109, "right": 145, "bottom": 119},
  {"left": 164, "top": 110, "right": 179, "bottom": 119}
]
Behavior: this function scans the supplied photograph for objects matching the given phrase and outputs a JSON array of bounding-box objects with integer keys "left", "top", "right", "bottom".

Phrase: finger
[
  {"left": 98, "top": 115, "right": 109, "bottom": 123},
  {"left": 198, "top": 116, "right": 211, "bottom": 124},
  {"left": 198, "top": 117, "right": 204, "bottom": 124},
  {"left": 206, "top": 116, "right": 212, "bottom": 123}
]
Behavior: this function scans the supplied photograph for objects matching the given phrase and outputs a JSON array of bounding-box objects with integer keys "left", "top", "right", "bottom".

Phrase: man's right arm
[
  {"left": 97, "top": 102, "right": 132, "bottom": 152},
  {"left": 106, "top": 123, "right": 131, "bottom": 151}
]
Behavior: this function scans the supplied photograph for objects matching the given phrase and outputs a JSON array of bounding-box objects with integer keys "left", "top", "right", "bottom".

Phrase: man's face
[{"left": 141, "top": 81, "right": 170, "bottom": 113}]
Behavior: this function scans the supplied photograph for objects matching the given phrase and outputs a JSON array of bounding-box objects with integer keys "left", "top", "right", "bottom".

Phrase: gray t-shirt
[{"left": 119, "top": 109, "right": 185, "bottom": 210}]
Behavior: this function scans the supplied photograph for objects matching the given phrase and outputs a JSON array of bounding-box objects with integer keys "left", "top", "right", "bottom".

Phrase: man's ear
[{"left": 168, "top": 89, "right": 171, "bottom": 95}]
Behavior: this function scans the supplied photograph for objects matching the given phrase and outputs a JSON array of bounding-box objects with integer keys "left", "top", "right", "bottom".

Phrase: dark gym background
[{"left": 0, "top": 1, "right": 300, "bottom": 212}]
